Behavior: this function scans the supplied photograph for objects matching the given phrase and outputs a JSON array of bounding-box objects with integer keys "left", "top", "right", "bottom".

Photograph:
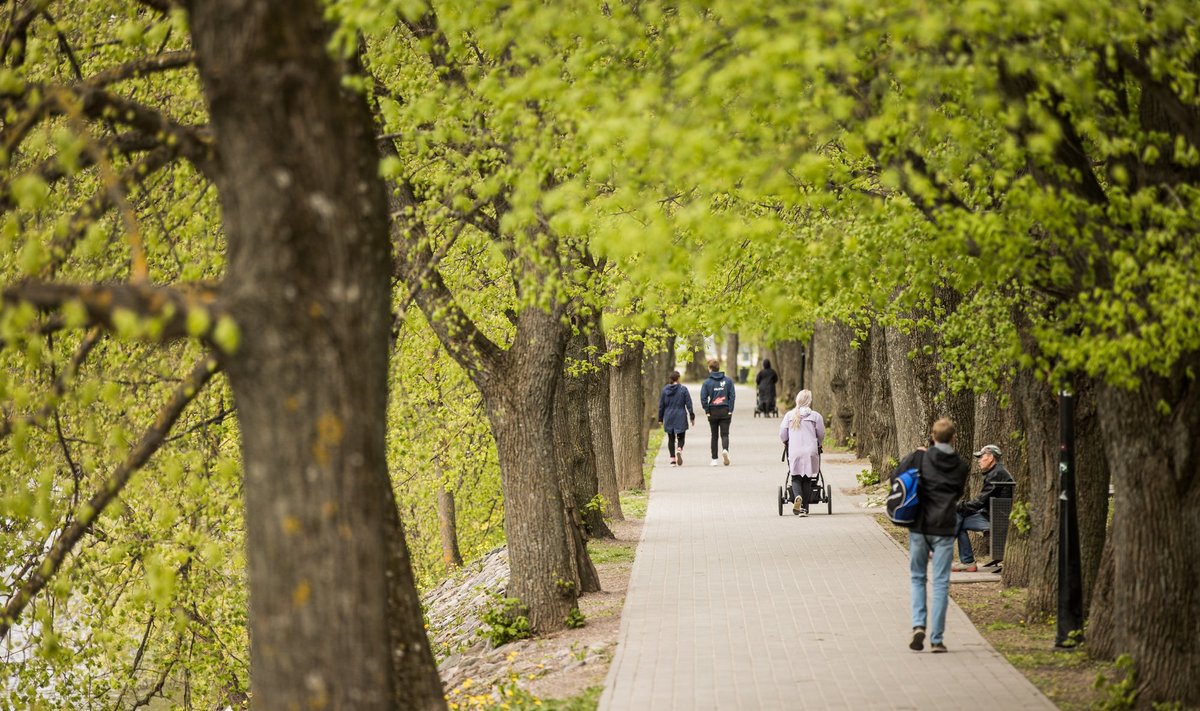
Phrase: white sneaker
[
  {"left": 710, "top": 459, "right": 720, "bottom": 466},
  {"left": 675, "top": 449, "right": 683, "bottom": 466},
  {"left": 722, "top": 449, "right": 730, "bottom": 465}
]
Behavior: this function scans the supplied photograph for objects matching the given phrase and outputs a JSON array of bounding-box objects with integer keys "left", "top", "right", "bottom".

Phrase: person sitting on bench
[{"left": 952, "top": 444, "right": 1015, "bottom": 572}]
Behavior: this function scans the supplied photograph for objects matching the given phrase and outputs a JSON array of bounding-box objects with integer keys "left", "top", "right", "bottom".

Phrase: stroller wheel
[
  {"left": 777, "top": 486, "right": 785, "bottom": 516},
  {"left": 826, "top": 484, "right": 833, "bottom": 514}
]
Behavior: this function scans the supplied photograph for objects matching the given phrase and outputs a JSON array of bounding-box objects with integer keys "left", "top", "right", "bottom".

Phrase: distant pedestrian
[
  {"left": 780, "top": 390, "right": 824, "bottom": 516},
  {"left": 699, "top": 358, "right": 736, "bottom": 466},
  {"left": 657, "top": 371, "right": 695, "bottom": 466},
  {"left": 953, "top": 444, "right": 1015, "bottom": 571},
  {"left": 755, "top": 359, "right": 779, "bottom": 416},
  {"left": 902, "top": 417, "right": 968, "bottom": 653}
]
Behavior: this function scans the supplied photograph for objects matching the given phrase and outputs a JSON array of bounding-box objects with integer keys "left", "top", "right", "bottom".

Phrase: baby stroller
[
  {"left": 753, "top": 390, "right": 779, "bottom": 418},
  {"left": 776, "top": 444, "right": 832, "bottom": 515}
]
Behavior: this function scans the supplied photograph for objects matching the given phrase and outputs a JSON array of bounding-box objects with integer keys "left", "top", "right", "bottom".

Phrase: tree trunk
[
  {"left": 683, "top": 334, "right": 708, "bottom": 382},
  {"left": 1086, "top": 526, "right": 1118, "bottom": 660},
  {"left": 585, "top": 320, "right": 623, "bottom": 521},
  {"left": 884, "top": 315, "right": 974, "bottom": 454},
  {"left": 438, "top": 489, "right": 463, "bottom": 568},
  {"left": 556, "top": 331, "right": 613, "bottom": 541},
  {"left": 610, "top": 338, "right": 646, "bottom": 491},
  {"left": 725, "top": 332, "right": 740, "bottom": 382},
  {"left": 854, "top": 323, "right": 898, "bottom": 475},
  {"left": 1096, "top": 365, "right": 1200, "bottom": 706},
  {"left": 189, "top": 3, "right": 441, "bottom": 708},
  {"left": 1071, "top": 377, "right": 1111, "bottom": 615},
  {"left": 479, "top": 308, "right": 578, "bottom": 632},
  {"left": 1006, "top": 367, "right": 1059, "bottom": 614},
  {"left": 806, "top": 323, "right": 858, "bottom": 444},
  {"left": 641, "top": 341, "right": 663, "bottom": 456},
  {"left": 774, "top": 339, "right": 805, "bottom": 410}
]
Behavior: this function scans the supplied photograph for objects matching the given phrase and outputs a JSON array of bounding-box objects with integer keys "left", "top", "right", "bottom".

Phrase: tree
[{"left": 1, "top": 0, "right": 443, "bottom": 707}]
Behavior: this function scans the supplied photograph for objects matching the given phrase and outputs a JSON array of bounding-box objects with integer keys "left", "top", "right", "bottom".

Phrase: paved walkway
[{"left": 600, "top": 383, "right": 1055, "bottom": 710}]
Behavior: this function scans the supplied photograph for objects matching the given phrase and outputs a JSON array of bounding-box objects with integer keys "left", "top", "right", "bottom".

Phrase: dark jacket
[
  {"left": 960, "top": 463, "right": 1015, "bottom": 519},
  {"left": 699, "top": 371, "right": 735, "bottom": 418},
  {"left": 657, "top": 383, "right": 695, "bottom": 434},
  {"left": 755, "top": 367, "right": 778, "bottom": 402},
  {"left": 899, "top": 443, "right": 968, "bottom": 536}
]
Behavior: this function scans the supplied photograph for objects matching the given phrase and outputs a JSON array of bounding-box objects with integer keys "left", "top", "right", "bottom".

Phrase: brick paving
[{"left": 599, "top": 384, "right": 1056, "bottom": 710}]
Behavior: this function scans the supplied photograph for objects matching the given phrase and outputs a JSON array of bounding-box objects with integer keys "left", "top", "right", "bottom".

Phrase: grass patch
[
  {"left": 533, "top": 685, "right": 603, "bottom": 711},
  {"left": 620, "top": 490, "right": 647, "bottom": 519},
  {"left": 588, "top": 539, "right": 636, "bottom": 564}
]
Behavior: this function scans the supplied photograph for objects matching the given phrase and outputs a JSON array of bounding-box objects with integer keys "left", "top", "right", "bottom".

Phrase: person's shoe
[
  {"left": 675, "top": 449, "right": 682, "bottom": 466},
  {"left": 952, "top": 562, "right": 978, "bottom": 572},
  {"left": 909, "top": 627, "right": 925, "bottom": 651},
  {"left": 797, "top": 508, "right": 809, "bottom": 517},
  {"left": 930, "top": 642, "right": 948, "bottom": 653},
  {"left": 710, "top": 459, "right": 720, "bottom": 466},
  {"left": 792, "top": 498, "right": 803, "bottom": 515},
  {"left": 668, "top": 457, "right": 676, "bottom": 466},
  {"left": 721, "top": 449, "right": 730, "bottom": 465}
]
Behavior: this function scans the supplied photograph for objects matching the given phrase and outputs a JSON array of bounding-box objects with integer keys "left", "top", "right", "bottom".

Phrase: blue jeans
[
  {"left": 909, "top": 531, "right": 954, "bottom": 644},
  {"left": 955, "top": 512, "right": 990, "bottom": 564}
]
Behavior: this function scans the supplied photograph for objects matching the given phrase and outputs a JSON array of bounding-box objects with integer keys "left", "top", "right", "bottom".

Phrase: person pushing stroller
[
  {"left": 755, "top": 359, "right": 779, "bottom": 417},
  {"left": 780, "top": 389, "right": 825, "bottom": 516}
]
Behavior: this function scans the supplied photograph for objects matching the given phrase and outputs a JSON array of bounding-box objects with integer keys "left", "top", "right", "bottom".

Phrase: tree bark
[
  {"left": 1071, "top": 377, "right": 1111, "bottom": 615},
  {"left": 1006, "top": 367, "right": 1059, "bottom": 614},
  {"left": 854, "top": 323, "right": 898, "bottom": 475},
  {"left": 725, "top": 332, "right": 739, "bottom": 382},
  {"left": 641, "top": 340, "right": 664, "bottom": 456},
  {"left": 556, "top": 330, "right": 613, "bottom": 541},
  {"left": 1095, "top": 364, "right": 1200, "bottom": 706},
  {"left": 477, "top": 308, "right": 579, "bottom": 632},
  {"left": 610, "top": 337, "right": 646, "bottom": 491},
  {"left": 585, "top": 319, "right": 623, "bottom": 520},
  {"left": 806, "top": 323, "right": 858, "bottom": 444},
  {"left": 437, "top": 489, "right": 463, "bottom": 568},
  {"left": 188, "top": 2, "right": 442, "bottom": 707},
  {"left": 774, "top": 339, "right": 805, "bottom": 410},
  {"left": 683, "top": 334, "right": 708, "bottom": 382}
]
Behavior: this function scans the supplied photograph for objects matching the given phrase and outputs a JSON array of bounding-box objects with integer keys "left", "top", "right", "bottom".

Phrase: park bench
[{"left": 983, "top": 496, "right": 1012, "bottom": 569}]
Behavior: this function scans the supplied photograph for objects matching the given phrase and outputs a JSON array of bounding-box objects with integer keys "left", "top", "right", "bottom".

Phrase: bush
[
  {"left": 856, "top": 468, "right": 880, "bottom": 487},
  {"left": 479, "top": 596, "right": 531, "bottom": 647}
]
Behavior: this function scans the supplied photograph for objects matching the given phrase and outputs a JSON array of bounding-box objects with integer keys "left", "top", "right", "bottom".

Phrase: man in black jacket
[
  {"left": 905, "top": 417, "right": 969, "bottom": 654},
  {"left": 952, "top": 444, "right": 1015, "bottom": 572}
]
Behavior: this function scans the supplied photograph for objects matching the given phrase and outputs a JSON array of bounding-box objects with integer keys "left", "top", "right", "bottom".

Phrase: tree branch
[
  {"left": 2, "top": 280, "right": 225, "bottom": 345},
  {"left": 0, "top": 327, "right": 102, "bottom": 439},
  {"left": 0, "top": 354, "right": 222, "bottom": 642}
]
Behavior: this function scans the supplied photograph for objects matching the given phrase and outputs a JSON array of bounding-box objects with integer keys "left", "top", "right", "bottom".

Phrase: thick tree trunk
[
  {"left": 855, "top": 323, "right": 898, "bottom": 475},
  {"left": 806, "top": 322, "right": 858, "bottom": 444},
  {"left": 725, "top": 332, "right": 740, "bottom": 382},
  {"left": 1087, "top": 526, "right": 1118, "bottom": 660},
  {"left": 189, "top": 3, "right": 441, "bottom": 708},
  {"left": 610, "top": 338, "right": 646, "bottom": 491},
  {"left": 556, "top": 331, "right": 613, "bottom": 541},
  {"left": 479, "top": 309, "right": 578, "bottom": 633},
  {"left": 683, "top": 334, "right": 708, "bottom": 382},
  {"left": 885, "top": 318, "right": 974, "bottom": 454},
  {"left": 437, "top": 489, "right": 463, "bottom": 568},
  {"left": 1096, "top": 365, "right": 1200, "bottom": 706},
  {"left": 585, "top": 321, "right": 623, "bottom": 520},
  {"left": 1071, "top": 378, "right": 1111, "bottom": 615},
  {"left": 1006, "top": 367, "right": 1059, "bottom": 613}
]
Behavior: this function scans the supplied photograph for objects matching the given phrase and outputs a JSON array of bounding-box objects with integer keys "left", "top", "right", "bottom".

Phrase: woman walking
[
  {"left": 780, "top": 389, "right": 825, "bottom": 515},
  {"left": 658, "top": 371, "right": 695, "bottom": 465}
]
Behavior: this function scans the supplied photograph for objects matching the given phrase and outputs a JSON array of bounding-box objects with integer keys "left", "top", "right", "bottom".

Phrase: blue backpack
[{"left": 886, "top": 462, "right": 921, "bottom": 527}]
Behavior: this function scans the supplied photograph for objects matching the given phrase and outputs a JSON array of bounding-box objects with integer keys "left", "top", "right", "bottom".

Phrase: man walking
[
  {"left": 953, "top": 444, "right": 1016, "bottom": 571},
  {"left": 903, "top": 417, "right": 968, "bottom": 653},
  {"left": 699, "top": 358, "right": 735, "bottom": 466}
]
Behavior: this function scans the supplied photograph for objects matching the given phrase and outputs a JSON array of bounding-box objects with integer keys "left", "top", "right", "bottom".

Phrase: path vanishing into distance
[{"left": 600, "top": 383, "right": 1056, "bottom": 711}]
